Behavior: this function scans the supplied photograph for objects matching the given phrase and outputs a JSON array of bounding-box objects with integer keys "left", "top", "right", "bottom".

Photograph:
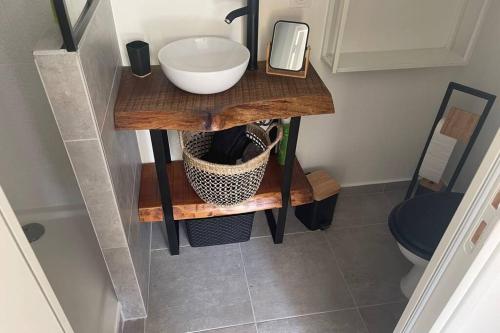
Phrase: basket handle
[
  {"left": 179, "top": 124, "right": 283, "bottom": 153},
  {"left": 265, "top": 123, "right": 283, "bottom": 152}
]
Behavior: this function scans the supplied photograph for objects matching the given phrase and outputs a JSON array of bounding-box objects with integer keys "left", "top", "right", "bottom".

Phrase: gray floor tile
[
  {"left": 257, "top": 310, "right": 367, "bottom": 333},
  {"left": 151, "top": 221, "right": 189, "bottom": 250},
  {"left": 123, "top": 319, "right": 145, "bottom": 333},
  {"left": 250, "top": 211, "right": 270, "bottom": 238},
  {"left": 326, "top": 224, "right": 411, "bottom": 306},
  {"left": 200, "top": 324, "right": 257, "bottom": 333},
  {"left": 384, "top": 190, "right": 407, "bottom": 209},
  {"left": 251, "top": 208, "right": 310, "bottom": 238},
  {"left": 146, "top": 245, "right": 253, "bottom": 333},
  {"left": 359, "top": 302, "right": 407, "bottom": 333},
  {"left": 241, "top": 233, "right": 354, "bottom": 322},
  {"left": 333, "top": 193, "right": 393, "bottom": 228}
]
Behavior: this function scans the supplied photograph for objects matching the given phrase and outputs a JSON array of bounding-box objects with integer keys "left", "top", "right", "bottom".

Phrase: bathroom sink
[{"left": 158, "top": 37, "right": 250, "bottom": 94}]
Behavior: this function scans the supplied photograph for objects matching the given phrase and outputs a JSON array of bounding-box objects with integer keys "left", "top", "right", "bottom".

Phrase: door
[
  {"left": 0, "top": 186, "right": 73, "bottom": 333},
  {"left": 396, "top": 129, "right": 500, "bottom": 332}
]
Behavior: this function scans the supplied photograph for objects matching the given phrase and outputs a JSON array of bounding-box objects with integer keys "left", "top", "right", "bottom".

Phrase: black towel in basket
[{"left": 202, "top": 125, "right": 250, "bottom": 164}]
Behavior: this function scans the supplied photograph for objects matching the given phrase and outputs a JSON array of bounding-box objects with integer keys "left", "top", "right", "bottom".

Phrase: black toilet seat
[{"left": 388, "top": 192, "right": 464, "bottom": 261}]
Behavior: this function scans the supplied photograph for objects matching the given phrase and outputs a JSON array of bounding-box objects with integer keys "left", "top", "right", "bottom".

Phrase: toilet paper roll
[{"left": 419, "top": 118, "right": 457, "bottom": 183}]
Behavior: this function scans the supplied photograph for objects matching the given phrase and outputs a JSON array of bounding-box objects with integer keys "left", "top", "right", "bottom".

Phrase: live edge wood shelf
[
  {"left": 114, "top": 62, "right": 334, "bottom": 131},
  {"left": 139, "top": 156, "right": 313, "bottom": 222},
  {"left": 113, "top": 61, "right": 334, "bottom": 254}
]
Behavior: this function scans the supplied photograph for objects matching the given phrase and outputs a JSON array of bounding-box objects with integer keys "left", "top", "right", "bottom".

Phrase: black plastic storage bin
[
  {"left": 185, "top": 213, "right": 254, "bottom": 247},
  {"left": 295, "top": 194, "right": 338, "bottom": 231},
  {"left": 294, "top": 170, "right": 340, "bottom": 231}
]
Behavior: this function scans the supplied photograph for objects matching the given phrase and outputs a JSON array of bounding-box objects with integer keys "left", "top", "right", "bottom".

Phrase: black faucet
[{"left": 225, "top": 0, "right": 259, "bottom": 71}]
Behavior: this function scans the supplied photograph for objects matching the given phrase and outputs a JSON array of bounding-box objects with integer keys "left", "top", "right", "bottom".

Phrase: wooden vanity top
[{"left": 114, "top": 62, "right": 334, "bottom": 131}]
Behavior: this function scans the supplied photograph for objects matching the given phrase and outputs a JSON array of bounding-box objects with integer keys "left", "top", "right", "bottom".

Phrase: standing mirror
[{"left": 269, "top": 20, "right": 310, "bottom": 71}]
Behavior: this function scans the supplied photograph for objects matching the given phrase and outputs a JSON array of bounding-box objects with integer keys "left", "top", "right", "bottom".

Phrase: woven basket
[{"left": 180, "top": 124, "right": 282, "bottom": 206}]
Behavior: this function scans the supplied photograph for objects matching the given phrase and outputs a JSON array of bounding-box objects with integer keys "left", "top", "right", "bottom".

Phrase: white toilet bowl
[
  {"left": 389, "top": 193, "right": 464, "bottom": 299},
  {"left": 397, "top": 242, "right": 429, "bottom": 298}
]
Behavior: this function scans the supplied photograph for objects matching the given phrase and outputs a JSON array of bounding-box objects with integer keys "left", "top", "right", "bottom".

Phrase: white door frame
[
  {"left": 396, "top": 129, "right": 500, "bottom": 332},
  {"left": 0, "top": 186, "right": 73, "bottom": 333}
]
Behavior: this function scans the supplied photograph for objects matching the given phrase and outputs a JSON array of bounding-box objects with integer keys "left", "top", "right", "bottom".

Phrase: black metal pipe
[
  {"left": 273, "top": 117, "right": 301, "bottom": 244},
  {"left": 246, "top": 0, "right": 259, "bottom": 70},
  {"left": 52, "top": 0, "right": 77, "bottom": 51},
  {"left": 225, "top": 0, "right": 259, "bottom": 71},
  {"left": 52, "top": 0, "right": 100, "bottom": 52},
  {"left": 150, "top": 130, "right": 179, "bottom": 255},
  {"left": 265, "top": 209, "right": 276, "bottom": 237},
  {"left": 224, "top": 7, "right": 248, "bottom": 24}
]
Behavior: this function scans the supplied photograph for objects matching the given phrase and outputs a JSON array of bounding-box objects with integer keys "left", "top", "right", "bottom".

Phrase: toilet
[{"left": 388, "top": 192, "right": 464, "bottom": 298}]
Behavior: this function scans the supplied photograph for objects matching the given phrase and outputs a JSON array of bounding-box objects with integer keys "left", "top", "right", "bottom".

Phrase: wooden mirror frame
[
  {"left": 266, "top": 20, "right": 311, "bottom": 79},
  {"left": 266, "top": 43, "right": 311, "bottom": 79}
]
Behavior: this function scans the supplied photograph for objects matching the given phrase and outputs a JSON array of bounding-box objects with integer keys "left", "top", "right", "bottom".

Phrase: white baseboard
[
  {"left": 340, "top": 177, "right": 412, "bottom": 188},
  {"left": 15, "top": 204, "right": 87, "bottom": 224}
]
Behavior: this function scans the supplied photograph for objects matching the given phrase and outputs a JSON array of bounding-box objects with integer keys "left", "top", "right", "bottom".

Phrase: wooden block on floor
[
  {"left": 419, "top": 178, "right": 446, "bottom": 192},
  {"left": 441, "top": 107, "right": 479, "bottom": 143}
]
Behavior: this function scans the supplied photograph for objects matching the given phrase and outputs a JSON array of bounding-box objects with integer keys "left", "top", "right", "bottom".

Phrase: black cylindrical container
[
  {"left": 126, "top": 41, "right": 151, "bottom": 77},
  {"left": 295, "top": 194, "right": 339, "bottom": 231}
]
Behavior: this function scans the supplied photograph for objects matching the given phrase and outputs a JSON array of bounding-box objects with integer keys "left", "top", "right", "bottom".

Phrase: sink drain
[{"left": 22, "top": 223, "right": 45, "bottom": 243}]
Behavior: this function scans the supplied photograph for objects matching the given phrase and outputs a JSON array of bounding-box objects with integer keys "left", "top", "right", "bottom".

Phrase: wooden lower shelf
[{"left": 138, "top": 156, "right": 313, "bottom": 222}]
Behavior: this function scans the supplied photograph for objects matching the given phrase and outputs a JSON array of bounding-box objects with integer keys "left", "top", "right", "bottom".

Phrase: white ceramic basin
[{"left": 158, "top": 37, "right": 250, "bottom": 94}]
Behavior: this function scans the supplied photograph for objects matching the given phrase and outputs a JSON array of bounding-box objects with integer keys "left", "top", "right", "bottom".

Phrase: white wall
[
  {"left": 443, "top": 245, "right": 500, "bottom": 333},
  {"left": 450, "top": 0, "right": 500, "bottom": 192},
  {"left": 65, "top": 0, "right": 89, "bottom": 26},
  {"left": 0, "top": 0, "right": 83, "bottom": 214},
  {"left": 110, "top": 0, "right": 494, "bottom": 186},
  {"left": 341, "top": 0, "right": 464, "bottom": 53}
]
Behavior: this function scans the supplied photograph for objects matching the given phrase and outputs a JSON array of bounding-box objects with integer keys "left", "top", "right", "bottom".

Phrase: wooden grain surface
[
  {"left": 114, "top": 62, "right": 334, "bottom": 131},
  {"left": 441, "top": 107, "right": 479, "bottom": 143},
  {"left": 139, "top": 156, "right": 313, "bottom": 222},
  {"left": 306, "top": 170, "right": 341, "bottom": 201},
  {"left": 419, "top": 178, "right": 445, "bottom": 192},
  {"left": 492, "top": 191, "right": 500, "bottom": 209}
]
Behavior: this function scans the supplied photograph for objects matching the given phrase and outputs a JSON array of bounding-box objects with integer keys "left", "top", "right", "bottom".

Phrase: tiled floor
[{"left": 124, "top": 183, "right": 412, "bottom": 333}]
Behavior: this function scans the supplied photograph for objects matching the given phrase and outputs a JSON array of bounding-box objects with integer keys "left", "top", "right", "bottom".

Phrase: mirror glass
[
  {"left": 64, "top": 0, "right": 88, "bottom": 26},
  {"left": 269, "top": 21, "right": 309, "bottom": 71}
]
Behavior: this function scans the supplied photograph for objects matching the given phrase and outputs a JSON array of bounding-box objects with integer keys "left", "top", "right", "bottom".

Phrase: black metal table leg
[
  {"left": 150, "top": 130, "right": 179, "bottom": 255},
  {"left": 266, "top": 117, "right": 301, "bottom": 243}
]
